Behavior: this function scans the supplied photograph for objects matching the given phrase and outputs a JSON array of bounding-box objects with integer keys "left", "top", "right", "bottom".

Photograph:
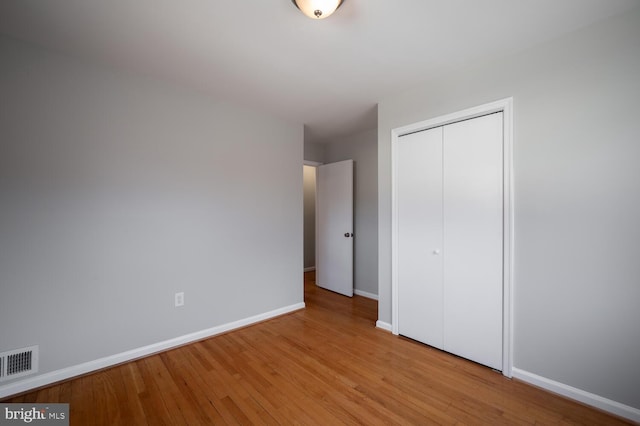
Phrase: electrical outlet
[{"left": 175, "top": 292, "right": 184, "bottom": 307}]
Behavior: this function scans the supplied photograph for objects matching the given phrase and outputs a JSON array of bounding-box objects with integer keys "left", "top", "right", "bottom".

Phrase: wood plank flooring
[{"left": 3, "top": 272, "right": 632, "bottom": 425}]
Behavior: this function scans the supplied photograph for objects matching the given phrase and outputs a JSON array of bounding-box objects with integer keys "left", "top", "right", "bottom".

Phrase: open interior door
[{"left": 316, "top": 160, "right": 353, "bottom": 297}]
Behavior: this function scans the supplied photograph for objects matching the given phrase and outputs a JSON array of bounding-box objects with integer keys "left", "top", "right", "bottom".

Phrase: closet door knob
[{"left": 433, "top": 249, "right": 440, "bottom": 255}]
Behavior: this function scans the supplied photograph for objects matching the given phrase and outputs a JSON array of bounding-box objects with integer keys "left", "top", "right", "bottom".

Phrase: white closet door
[
  {"left": 397, "top": 127, "right": 444, "bottom": 348},
  {"left": 443, "top": 112, "right": 503, "bottom": 370}
]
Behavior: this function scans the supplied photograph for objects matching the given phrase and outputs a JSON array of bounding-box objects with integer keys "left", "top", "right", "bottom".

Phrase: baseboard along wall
[
  {"left": 0, "top": 302, "right": 305, "bottom": 400},
  {"left": 374, "top": 324, "right": 639, "bottom": 422},
  {"left": 375, "top": 320, "right": 392, "bottom": 332},
  {"left": 512, "top": 368, "right": 639, "bottom": 423},
  {"left": 354, "top": 289, "right": 378, "bottom": 300}
]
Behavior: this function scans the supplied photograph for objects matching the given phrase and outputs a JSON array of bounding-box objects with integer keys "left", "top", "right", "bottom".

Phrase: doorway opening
[
  {"left": 303, "top": 160, "right": 354, "bottom": 298},
  {"left": 303, "top": 164, "right": 318, "bottom": 277}
]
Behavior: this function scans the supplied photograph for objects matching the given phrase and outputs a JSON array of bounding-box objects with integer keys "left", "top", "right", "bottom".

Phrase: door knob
[
  {"left": 344, "top": 233, "right": 353, "bottom": 237},
  {"left": 433, "top": 249, "right": 440, "bottom": 255}
]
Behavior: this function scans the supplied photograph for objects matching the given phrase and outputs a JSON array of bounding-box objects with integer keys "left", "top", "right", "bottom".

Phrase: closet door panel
[
  {"left": 397, "top": 127, "right": 444, "bottom": 348},
  {"left": 443, "top": 113, "right": 503, "bottom": 370}
]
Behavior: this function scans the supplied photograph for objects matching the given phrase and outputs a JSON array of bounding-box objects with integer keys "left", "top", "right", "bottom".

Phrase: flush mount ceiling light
[{"left": 291, "top": 0, "right": 344, "bottom": 19}]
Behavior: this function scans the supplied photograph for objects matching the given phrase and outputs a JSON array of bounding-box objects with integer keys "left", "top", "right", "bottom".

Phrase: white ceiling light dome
[{"left": 291, "top": 0, "right": 344, "bottom": 19}]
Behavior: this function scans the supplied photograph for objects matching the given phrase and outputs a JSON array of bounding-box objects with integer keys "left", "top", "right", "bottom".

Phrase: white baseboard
[
  {"left": 512, "top": 368, "right": 640, "bottom": 423},
  {"left": 354, "top": 289, "right": 378, "bottom": 300},
  {"left": 376, "top": 320, "right": 392, "bottom": 332},
  {"left": 0, "top": 302, "right": 305, "bottom": 400},
  {"left": 303, "top": 267, "right": 315, "bottom": 272}
]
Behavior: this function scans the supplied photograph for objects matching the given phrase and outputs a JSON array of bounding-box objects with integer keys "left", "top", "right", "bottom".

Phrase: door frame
[{"left": 390, "top": 98, "right": 514, "bottom": 377}]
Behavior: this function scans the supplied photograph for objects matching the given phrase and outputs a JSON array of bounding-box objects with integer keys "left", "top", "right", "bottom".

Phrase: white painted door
[
  {"left": 316, "top": 160, "right": 353, "bottom": 297},
  {"left": 397, "top": 127, "right": 444, "bottom": 348},
  {"left": 443, "top": 113, "right": 503, "bottom": 370},
  {"left": 396, "top": 112, "right": 503, "bottom": 370}
]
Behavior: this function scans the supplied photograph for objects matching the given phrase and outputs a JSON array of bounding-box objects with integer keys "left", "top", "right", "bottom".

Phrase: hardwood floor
[{"left": 4, "top": 272, "right": 632, "bottom": 425}]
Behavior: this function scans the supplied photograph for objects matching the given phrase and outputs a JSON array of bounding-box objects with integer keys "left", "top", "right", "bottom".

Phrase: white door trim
[{"left": 391, "top": 97, "right": 514, "bottom": 378}]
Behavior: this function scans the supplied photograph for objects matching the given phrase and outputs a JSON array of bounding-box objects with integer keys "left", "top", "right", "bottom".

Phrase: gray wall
[
  {"left": 304, "top": 138, "right": 325, "bottom": 163},
  {"left": 325, "top": 128, "right": 378, "bottom": 297},
  {"left": 378, "top": 8, "right": 640, "bottom": 409},
  {"left": 0, "top": 36, "right": 303, "bottom": 388}
]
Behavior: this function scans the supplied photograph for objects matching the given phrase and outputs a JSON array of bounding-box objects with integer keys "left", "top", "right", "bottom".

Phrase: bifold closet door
[
  {"left": 397, "top": 126, "right": 444, "bottom": 349},
  {"left": 443, "top": 112, "right": 503, "bottom": 370},
  {"left": 396, "top": 112, "right": 503, "bottom": 371}
]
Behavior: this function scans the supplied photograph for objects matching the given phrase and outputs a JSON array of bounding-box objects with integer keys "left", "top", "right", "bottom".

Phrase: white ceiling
[{"left": 1, "top": 0, "right": 638, "bottom": 143}]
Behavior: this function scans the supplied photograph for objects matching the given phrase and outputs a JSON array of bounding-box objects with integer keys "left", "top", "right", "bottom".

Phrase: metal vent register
[{"left": 0, "top": 346, "right": 38, "bottom": 381}]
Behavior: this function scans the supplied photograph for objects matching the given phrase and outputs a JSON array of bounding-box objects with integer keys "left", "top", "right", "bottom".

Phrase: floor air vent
[{"left": 0, "top": 345, "right": 38, "bottom": 382}]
